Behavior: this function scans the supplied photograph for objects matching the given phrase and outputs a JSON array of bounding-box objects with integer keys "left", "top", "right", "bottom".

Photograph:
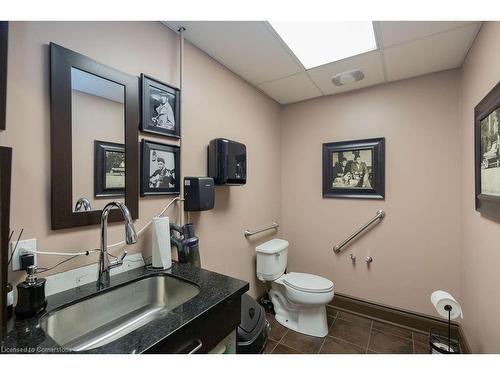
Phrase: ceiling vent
[{"left": 331, "top": 69, "right": 365, "bottom": 86}]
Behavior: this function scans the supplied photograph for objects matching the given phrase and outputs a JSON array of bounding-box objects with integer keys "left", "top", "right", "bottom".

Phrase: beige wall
[
  {"left": 459, "top": 22, "right": 500, "bottom": 353},
  {"left": 0, "top": 22, "right": 281, "bottom": 297},
  {"left": 280, "top": 71, "right": 462, "bottom": 317}
]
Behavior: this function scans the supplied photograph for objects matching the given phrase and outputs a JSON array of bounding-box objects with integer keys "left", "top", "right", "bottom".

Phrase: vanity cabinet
[
  {"left": 2, "top": 264, "right": 249, "bottom": 354},
  {"left": 145, "top": 294, "right": 241, "bottom": 354}
]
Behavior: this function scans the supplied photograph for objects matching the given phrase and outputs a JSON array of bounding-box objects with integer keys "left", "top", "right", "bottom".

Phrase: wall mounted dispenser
[
  {"left": 184, "top": 177, "right": 215, "bottom": 211},
  {"left": 208, "top": 138, "right": 246, "bottom": 185}
]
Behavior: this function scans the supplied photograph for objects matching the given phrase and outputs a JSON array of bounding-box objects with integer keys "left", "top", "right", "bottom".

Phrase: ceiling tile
[
  {"left": 307, "top": 50, "right": 385, "bottom": 95},
  {"left": 384, "top": 23, "right": 481, "bottom": 82},
  {"left": 163, "top": 21, "right": 303, "bottom": 85},
  {"left": 163, "top": 21, "right": 483, "bottom": 103},
  {"left": 257, "top": 73, "right": 322, "bottom": 104},
  {"left": 379, "top": 21, "right": 477, "bottom": 47}
]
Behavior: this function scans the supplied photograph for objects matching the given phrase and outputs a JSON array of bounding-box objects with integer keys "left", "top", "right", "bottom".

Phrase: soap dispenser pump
[{"left": 14, "top": 265, "right": 47, "bottom": 319}]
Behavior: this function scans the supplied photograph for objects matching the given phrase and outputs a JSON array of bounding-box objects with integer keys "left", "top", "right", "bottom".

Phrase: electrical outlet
[{"left": 11, "top": 239, "right": 37, "bottom": 271}]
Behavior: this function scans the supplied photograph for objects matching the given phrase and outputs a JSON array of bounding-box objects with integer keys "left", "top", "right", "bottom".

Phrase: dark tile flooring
[{"left": 265, "top": 306, "right": 431, "bottom": 354}]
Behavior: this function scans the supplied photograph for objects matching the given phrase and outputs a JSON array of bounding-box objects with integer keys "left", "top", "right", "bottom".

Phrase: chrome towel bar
[
  {"left": 244, "top": 222, "right": 279, "bottom": 238},
  {"left": 333, "top": 210, "right": 385, "bottom": 253}
]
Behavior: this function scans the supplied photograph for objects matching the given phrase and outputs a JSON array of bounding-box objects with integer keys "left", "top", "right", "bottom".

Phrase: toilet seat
[
  {"left": 281, "top": 272, "right": 334, "bottom": 293},
  {"left": 273, "top": 272, "right": 334, "bottom": 309}
]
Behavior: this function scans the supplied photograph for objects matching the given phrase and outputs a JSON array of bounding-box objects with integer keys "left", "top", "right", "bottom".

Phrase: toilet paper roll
[
  {"left": 151, "top": 216, "right": 172, "bottom": 270},
  {"left": 431, "top": 290, "right": 463, "bottom": 320}
]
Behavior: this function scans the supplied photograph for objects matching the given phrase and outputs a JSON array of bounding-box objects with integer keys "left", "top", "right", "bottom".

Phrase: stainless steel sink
[{"left": 40, "top": 274, "right": 199, "bottom": 351}]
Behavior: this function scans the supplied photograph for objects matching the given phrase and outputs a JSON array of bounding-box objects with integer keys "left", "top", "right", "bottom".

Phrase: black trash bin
[{"left": 236, "top": 293, "right": 269, "bottom": 354}]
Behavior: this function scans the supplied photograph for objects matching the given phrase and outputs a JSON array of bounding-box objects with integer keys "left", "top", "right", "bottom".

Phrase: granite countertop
[{"left": 1, "top": 262, "right": 249, "bottom": 354}]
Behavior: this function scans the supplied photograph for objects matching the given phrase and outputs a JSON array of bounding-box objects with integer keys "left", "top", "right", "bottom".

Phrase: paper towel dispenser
[{"left": 208, "top": 138, "right": 246, "bottom": 185}]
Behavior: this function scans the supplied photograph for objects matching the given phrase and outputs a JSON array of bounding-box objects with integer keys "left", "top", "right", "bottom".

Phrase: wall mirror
[{"left": 50, "top": 43, "right": 139, "bottom": 229}]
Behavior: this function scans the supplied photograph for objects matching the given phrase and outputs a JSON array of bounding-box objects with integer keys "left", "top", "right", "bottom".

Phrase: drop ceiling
[{"left": 163, "top": 21, "right": 482, "bottom": 105}]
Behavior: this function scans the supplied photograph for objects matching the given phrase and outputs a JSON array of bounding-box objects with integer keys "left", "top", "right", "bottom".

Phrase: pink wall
[
  {"left": 460, "top": 22, "right": 500, "bottom": 353},
  {"left": 0, "top": 22, "right": 281, "bottom": 297},
  {"left": 280, "top": 70, "right": 462, "bottom": 317}
]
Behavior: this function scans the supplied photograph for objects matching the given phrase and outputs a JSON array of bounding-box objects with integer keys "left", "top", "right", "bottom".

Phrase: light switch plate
[{"left": 11, "top": 239, "right": 37, "bottom": 271}]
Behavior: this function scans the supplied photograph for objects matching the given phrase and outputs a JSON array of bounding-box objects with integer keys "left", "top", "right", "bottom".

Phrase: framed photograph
[
  {"left": 141, "top": 139, "right": 180, "bottom": 196},
  {"left": 475, "top": 82, "right": 500, "bottom": 219},
  {"left": 323, "top": 137, "right": 385, "bottom": 199},
  {"left": 94, "top": 140, "right": 125, "bottom": 197},
  {"left": 140, "top": 74, "right": 180, "bottom": 138}
]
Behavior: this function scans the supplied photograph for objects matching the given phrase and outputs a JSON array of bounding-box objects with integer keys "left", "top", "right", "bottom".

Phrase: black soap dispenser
[{"left": 14, "top": 265, "right": 47, "bottom": 319}]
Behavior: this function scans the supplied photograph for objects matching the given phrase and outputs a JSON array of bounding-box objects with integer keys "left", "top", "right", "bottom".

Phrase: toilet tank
[{"left": 255, "top": 239, "right": 289, "bottom": 281}]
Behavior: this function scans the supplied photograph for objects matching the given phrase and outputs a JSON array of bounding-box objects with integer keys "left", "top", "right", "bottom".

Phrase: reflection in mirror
[
  {"left": 74, "top": 197, "right": 92, "bottom": 212},
  {"left": 71, "top": 68, "right": 125, "bottom": 212}
]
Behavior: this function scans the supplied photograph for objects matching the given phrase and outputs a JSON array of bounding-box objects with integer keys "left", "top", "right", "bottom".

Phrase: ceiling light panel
[{"left": 269, "top": 21, "right": 377, "bottom": 69}]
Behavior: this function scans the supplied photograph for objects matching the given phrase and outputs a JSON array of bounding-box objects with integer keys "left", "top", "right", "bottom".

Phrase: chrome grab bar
[
  {"left": 333, "top": 210, "right": 385, "bottom": 253},
  {"left": 244, "top": 222, "right": 279, "bottom": 238}
]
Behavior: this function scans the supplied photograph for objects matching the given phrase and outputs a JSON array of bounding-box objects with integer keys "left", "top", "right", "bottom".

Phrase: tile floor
[{"left": 265, "top": 306, "right": 431, "bottom": 354}]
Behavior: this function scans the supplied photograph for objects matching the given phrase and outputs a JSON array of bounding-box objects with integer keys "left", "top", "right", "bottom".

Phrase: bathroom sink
[{"left": 40, "top": 274, "right": 200, "bottom": 352}]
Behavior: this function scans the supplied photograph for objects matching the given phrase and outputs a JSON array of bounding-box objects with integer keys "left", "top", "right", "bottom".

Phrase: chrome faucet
[
  {"left": 74, "top": 197, "right": 92, "bottom": 212},
  {"left": 97, "top": 201, "right": 138, "bottom": 288}
]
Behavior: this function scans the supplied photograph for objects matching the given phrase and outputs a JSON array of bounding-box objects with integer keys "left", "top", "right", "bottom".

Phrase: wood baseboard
[{"left": 330, "top": 292, "right": 471, "bottom": 353}]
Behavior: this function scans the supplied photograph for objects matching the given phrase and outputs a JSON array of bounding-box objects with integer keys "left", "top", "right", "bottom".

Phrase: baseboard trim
[{"left": 330, "top": 292, "right": 470, "bottom": 353}]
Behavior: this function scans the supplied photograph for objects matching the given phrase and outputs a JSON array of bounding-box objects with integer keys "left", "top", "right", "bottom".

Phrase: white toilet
[{"left": 256, "top": 239, "right": 334, "bottom": 337}]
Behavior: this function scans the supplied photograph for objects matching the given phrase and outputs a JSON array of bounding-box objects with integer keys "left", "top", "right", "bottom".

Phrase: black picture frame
[
  {"left": 140, "top": 74, "right": 180, "bottom": 139},
  {"left": 50, "top": 43, "right": 139, "bottom": 229},
  {"left": 141, "top": 140, "right": 180, "bottom": 196},
  {"left": 475, "top": 82, "right": 500, "bottom": 220},
  {"left": 94, "top": 140, "right": 125, "bottom": 198},
  {"left": 323, "top": 137, "right": 385, "bottom": 199}
]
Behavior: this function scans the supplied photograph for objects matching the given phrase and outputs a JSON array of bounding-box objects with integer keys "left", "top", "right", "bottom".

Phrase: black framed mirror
[
  {"left": 50, "top": 43, "right": 139, "bottom": 229},
  {"left": 0, "top": 21, "right": 8, "bottom": 131}
]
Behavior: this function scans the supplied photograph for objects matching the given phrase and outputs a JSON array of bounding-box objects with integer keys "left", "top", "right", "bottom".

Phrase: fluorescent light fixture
[{"left": 268, "top": 21, "right": 377, "bottom": 69}]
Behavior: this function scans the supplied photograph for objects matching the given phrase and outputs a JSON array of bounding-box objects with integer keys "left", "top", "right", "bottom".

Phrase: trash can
[{"left": 236, "top": 293, "right": 269, "bottom": 354}]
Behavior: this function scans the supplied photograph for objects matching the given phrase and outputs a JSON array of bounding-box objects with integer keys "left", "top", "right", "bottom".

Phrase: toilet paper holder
[
  {"left": 429, "top": 290, "right": 462, "bottom": 354},
  {"left": 429, "top": 304, "right": 459, "bottom": 354},
  {"left": 444, "top": 305, "right": 453, "bottom": 349}
]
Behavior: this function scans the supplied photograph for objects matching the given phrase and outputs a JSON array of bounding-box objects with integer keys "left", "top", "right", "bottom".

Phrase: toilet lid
[
  {"left": 256, "top": 239, "right": 289, "bottom": 254},
  {"left": 282, "top": 272, "right": 334, "bottom": 293}
]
